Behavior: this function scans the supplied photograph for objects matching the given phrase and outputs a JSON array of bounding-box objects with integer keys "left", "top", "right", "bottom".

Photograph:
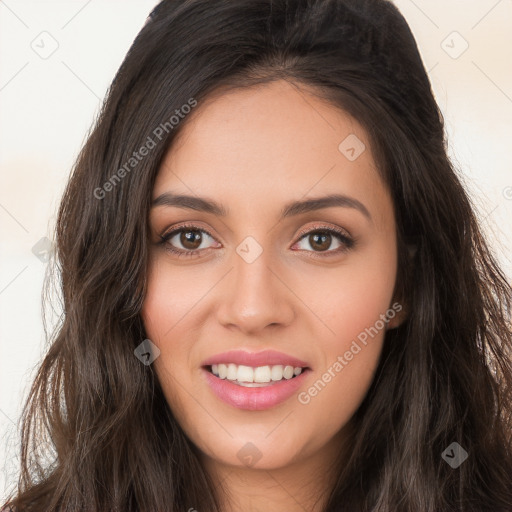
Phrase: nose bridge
[{"left": 216, "top": 238, "right": 295, "bottom": 333}]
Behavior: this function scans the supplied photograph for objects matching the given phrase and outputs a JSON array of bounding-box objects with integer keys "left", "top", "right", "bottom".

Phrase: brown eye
[
  {"left": 293, "top": 226, "right": 355, "bottom": 255},
  {"left": 160, "top": 225, "right": 219, "bottom": 255},
  {"left": 308, "top": 232, "right": 332, "bottom": 252},
  {"left": 179, "top": 229, "right": 203, "bottom": 250}
]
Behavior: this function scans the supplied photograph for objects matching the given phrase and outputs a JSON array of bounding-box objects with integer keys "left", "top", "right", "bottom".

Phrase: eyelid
[
  {"left": 291, "top": 222, "right": 355, "bottom": 256},
  {"left": 160, "top": 221, "right": 218, "bottom": 240},
  {"left": 158, "top": 221, "right": 355, "bottom": 256},
  {"left": 293, "top": 222, "right": 353, "bottom": 242},
  {"left": 160, "top": 221, "right": 352, "bottom": 241}
]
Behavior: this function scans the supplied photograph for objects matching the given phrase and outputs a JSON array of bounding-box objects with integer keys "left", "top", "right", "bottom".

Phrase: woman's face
[{"left": 142, "top": 79, "right": 403, "bottom": 471}]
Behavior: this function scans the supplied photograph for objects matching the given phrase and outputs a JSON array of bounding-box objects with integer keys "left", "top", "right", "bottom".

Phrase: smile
[
  {"left": 208, "top": 363, "right": 304, "bottom": 386},
  {"left": 201, "top": 349, "right": 312, "bottom": 410},
  {"left": 203, "top": 367, "right": 311, "bottom": 410}
]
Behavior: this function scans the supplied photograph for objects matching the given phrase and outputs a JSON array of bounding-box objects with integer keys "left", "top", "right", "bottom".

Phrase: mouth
[
  {"left": 202, "top": 362, "right": 312, "bottom": 411},
  {"left": 201, "top": 349, "right": 312, "bottom": 410},
  {"left": 205, "top": 363, "right": 309, "bottom": 387}
]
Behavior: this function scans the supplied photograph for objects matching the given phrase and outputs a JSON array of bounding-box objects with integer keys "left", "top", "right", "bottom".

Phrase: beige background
[{"left": 1, "top": 0, "right": 511, "bottom": 499}]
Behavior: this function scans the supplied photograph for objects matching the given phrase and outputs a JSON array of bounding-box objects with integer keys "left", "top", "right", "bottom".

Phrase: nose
[{"left": 216, "top": 247, "right": 295, "bottom": 335}]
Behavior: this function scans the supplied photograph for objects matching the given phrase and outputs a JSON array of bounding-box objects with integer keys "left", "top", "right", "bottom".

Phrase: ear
[
  {"left": 385, "top": 301, "right": 408, "bottom": 329},
  {"left": 386, "top": 244, "right": 417, "bottom": 330}
]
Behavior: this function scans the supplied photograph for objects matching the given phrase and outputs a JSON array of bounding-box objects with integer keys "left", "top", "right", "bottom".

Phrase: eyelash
[{"left": 158, "top": 222, "right": 356, "bottom": 259}]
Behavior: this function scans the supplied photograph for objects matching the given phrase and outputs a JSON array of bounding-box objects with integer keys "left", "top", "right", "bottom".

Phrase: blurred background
[{"left": 1, "top": 0, "right": 511, "bottom": 500}]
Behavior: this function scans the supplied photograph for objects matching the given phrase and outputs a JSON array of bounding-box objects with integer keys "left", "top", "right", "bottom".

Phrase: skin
[{"left": 141, "top": 79, "right": 406, "bottom": 511}]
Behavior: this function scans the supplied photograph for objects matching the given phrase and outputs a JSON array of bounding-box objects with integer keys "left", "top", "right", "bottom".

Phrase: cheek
[
  {"left": 295, "top": 336, "right": 382, "bottom": 452},
  {"left": 301, "top": 235, "right": 398, "bottom": 347},
  {"left": 293, "top": 237, "right": 397, "bottom": 421},
  {"left": 141, "top": 255, "right": 215, "bottom": 346},
  {"left": 140, "top": 259, "right": 200, "bottom": 405}
]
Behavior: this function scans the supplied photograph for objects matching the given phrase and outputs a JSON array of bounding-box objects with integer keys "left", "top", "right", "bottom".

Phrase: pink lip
[
  {"left": 202, "top": 368, "right": 311, "bottom": 411},
  {"left": 201, "top": 349, "right": 310, "bottom": 368}
]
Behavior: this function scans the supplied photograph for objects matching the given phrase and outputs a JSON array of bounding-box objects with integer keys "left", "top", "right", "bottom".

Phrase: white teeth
[
  {"left": 236, "top": 365, "right": 254, "bottom": 382},
  {"left": 283, "top": 366, "right": 294, "bottom": 379},
  {"left": 209, "top": 363, "right": 304, "bottom": 383},
  {"left": 218, "top": 364, "right": 227, "bottom": 379},
  {"left": 271, "top": 365, "right": 284, "bottom": 380},
  {"left": 227, "top": 363, "right": 238, "bottom": 380},
  {"left": 235, "top": 381, "right": 271, "bottom": 387},
  {"left": 253, "top": 365, "right": 271, "bottom": 383}
]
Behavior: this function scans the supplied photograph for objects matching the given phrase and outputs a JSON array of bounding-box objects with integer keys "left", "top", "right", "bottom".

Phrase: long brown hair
[{"left": 3, "top": 0, "right": 512, "bottom": 510}]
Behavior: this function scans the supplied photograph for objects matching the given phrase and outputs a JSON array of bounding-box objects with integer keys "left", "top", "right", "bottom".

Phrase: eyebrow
[{"left": 151, "top": 192, "right": 372, "bottom": 221}]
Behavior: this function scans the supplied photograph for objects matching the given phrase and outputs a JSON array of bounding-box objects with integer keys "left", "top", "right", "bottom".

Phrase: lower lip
[{"left": 203, "top": 368, "right": 310, "bottom": 411}]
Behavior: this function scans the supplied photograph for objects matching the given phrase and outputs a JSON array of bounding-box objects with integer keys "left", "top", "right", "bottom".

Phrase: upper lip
[{"left": 202, "top": 349, "right": 310, "bottom": 369}]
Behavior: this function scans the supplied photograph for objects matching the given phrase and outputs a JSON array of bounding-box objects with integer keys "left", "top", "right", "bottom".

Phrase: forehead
[{"left": 154, "top": 80, "right": 391, "bottom": 225}]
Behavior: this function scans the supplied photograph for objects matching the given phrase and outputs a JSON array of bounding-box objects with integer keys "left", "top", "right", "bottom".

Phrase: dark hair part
[{"left": 3, "top": 0, "right": 512, "bottom": 511}]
